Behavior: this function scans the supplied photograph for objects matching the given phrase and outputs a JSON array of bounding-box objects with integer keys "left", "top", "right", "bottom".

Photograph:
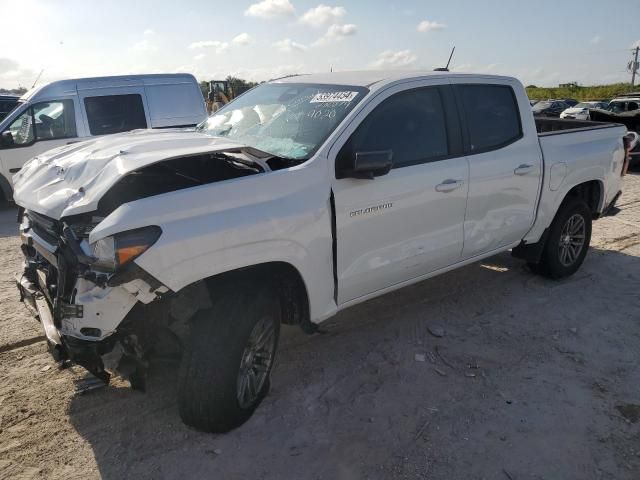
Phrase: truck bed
[
  {"left": 525, "top": 118, "right": 627, "bottom": 245},
  {"left": 535, "top": 117, "right": 621, "bottom": 135}
]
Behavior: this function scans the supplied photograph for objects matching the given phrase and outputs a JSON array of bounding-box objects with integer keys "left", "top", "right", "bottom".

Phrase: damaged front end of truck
[
  {"left": 16, "top": 209, "right": 178, "bottom": 388},
  {"left": 13, "top": 131, "right": 279, "bottom": 389}
]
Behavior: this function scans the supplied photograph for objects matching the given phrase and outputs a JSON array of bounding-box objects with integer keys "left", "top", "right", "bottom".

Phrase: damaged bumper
[{"left": 16, "top": 210, "right": 168, "bottom": 384}]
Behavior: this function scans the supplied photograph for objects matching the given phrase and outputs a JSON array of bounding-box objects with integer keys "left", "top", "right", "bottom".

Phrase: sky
[{"left": 1, "top": 0, "right": 639, "bottom": 90}]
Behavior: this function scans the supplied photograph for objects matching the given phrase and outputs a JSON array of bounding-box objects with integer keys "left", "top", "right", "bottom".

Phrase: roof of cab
[
  {"left": 20, "top": 73, "right": 198, "bottom": 102},
  {"left": 272, "top": 70, "right": 517, "bottom": 89}
]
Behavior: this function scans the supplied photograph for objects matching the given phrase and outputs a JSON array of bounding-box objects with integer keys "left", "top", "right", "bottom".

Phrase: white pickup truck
[{"left": 13, "top": 71, "right": 635, "bottom": 433}]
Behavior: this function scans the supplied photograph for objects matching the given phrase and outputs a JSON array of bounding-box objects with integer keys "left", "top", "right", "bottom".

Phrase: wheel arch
[
  {"left": 515, "top": 178, "right": 602, "bottom": 262},
  {"left": 563, "top": 179, "right": 603, "bottom": 217},
  {"left": 200, "top": 261, "right": 312, "bottom": 329}
]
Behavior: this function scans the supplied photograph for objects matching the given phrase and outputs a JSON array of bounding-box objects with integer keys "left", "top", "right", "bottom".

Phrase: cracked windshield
[{"left": 198, "top": 83, "right": 367, "bottom": 160}]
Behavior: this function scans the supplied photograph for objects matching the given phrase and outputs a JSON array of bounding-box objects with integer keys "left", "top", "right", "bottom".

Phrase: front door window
[{"left": 1, "top": 100, "right": 76, "bottom": 148}]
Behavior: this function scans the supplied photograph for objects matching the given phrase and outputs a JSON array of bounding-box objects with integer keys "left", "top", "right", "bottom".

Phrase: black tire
[
  {"left": 178, "top": 282, "right": 280, "bottom": 433},
  {"left": 536, "top": 197, "right": 592, "bottom": 279}
]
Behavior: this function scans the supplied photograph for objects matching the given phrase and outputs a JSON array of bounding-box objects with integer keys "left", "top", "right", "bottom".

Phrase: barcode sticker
[{"left": 310, "top": 91, "right": 359, "bottom": 103}]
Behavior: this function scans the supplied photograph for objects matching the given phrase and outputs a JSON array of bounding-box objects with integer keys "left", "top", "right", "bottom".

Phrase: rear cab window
[
  {"left": 455, "top": 84, "right": 523, "bottom": 153},
  {"left": 84, "top": 94, "right": 147, "bottom": 135}
]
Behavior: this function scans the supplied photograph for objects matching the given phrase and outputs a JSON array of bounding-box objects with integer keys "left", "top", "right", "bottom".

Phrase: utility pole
[{"left": 631, "top": 46, "right": 639, "bottom": 89}]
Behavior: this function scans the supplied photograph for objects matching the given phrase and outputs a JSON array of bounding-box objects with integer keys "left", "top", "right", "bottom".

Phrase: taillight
[{"left": 623, "top": 132, "right": 639, "bottom": 176}]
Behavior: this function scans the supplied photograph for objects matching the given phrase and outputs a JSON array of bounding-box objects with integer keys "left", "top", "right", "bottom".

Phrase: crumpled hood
[{"left": 13, "top": 129, "right": 244, "bottom": 219}]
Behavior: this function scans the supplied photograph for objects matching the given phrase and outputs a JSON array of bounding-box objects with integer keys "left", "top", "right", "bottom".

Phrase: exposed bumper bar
[{"left": 15, "top": 273, "right": 65, "bottom": 361}]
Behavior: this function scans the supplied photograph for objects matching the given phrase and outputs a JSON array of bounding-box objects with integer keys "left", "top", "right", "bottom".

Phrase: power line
[{"left": 629, "top": 46, "right": 639, "bottom": 88}]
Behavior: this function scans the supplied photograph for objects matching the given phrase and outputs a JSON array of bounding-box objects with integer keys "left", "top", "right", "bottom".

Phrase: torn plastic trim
[{"left": 107, "top": 261, "right": 168, "bottom": 291}]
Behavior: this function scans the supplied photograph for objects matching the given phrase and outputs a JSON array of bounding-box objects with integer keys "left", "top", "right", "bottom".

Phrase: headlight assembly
[{"left": 91, "top": 226, "right": 162, "bottom": 272}]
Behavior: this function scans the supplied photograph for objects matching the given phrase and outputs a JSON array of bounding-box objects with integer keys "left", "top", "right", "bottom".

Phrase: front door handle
[
  {"left": 435, "top": 179, "right": 464, "bottom": 193},
  {"left": 514, "top": 164, "right": 534, "bottom": 175}
]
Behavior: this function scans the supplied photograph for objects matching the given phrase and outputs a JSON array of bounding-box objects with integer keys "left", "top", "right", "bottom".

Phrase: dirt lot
[{"left": 1, "top": 174, "right": 639, "bottom": 480}]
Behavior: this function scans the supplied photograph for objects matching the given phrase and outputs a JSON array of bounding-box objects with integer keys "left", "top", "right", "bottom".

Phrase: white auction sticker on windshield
[{"left": 310, "top": 91, "right": 359, "bottom": 103}]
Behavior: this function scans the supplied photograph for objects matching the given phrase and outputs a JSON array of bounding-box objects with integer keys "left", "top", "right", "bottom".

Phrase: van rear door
[{"left": 143, "top": 80, "right": 207, "bottom": 128}]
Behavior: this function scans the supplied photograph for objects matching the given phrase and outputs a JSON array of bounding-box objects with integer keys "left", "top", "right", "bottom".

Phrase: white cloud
[
  {"left": 370, "top": 49, "right": 417, "bottom": 68},
  {"left": 132, "top": 39, "right": 157, "bottom": 52},
  {"left": 417, "top": 20, "right": 446, "bottom": 33},
  {"left": 245, "top": 0, "right": 295, "bottom": 18},
  {"left": 313, "top": 23, "right": 357, "bottom": 47},
  {"left": 143, "top": 28, "right": 154, "bottom": 35},
  {"left": 590, "top": 35, "right": 601, "bottom": 45},
  {"left": 193, "top": 53, "right": 206, "bottom": 61},
  {"left": 188, "top": 40, "right": 229, "bottom": 53},
  {"left": 0, "top": 58, "right": 37, "bottom": 88},
  {"left": 232, "top": 33, "right": 253, "bottom": 46},
  {"left": 0, "top": 58, "right": 21, "bottom": 76},
  {"left": 273, "top": 38, "right": 308, "bottom": 52},
  {"left": 300, "top": 4, "right": 346, "bottom": 27}
]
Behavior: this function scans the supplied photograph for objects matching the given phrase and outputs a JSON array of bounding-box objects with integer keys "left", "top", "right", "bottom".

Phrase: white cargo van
[{"left": 0, "top": 73, "right": 207, "bottom": 201}]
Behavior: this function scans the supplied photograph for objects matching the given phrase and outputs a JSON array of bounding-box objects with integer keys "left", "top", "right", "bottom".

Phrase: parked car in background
[
  {"left": 0, "top": 74, "right": 207, "bottom": 202},
  {"left": 560, "top": 101, "right": 609, "bottom": 120},
  {"left": 590, "top": 93, "right": 640, "bottom": 165},
  {"left": 0, "top": 95, "right": 19, "bottom": 121},
  {"left": 607, "top": 93, "right": 640, "bottom": 113},
  {"left": 532, "top": 100, "right": 569, "bottom": 117},
  {"left": 12, "top": 70, "right": 634, "bottom": 433},
  {"left": 559, "top": 98, "right": 579, "bottom": 107}
]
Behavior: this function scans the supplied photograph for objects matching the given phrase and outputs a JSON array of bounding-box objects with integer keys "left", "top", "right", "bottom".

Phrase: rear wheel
[
  {"left": 178, "top": 283, "right": 280, "bottom": 433},
  {"left": 535, "top": 197, "right": 592, "bottom": 279}
]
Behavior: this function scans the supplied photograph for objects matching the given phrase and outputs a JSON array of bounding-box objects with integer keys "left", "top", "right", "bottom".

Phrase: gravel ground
[{"left": 0, "top": 173, "right": 639, "bottom": 480}]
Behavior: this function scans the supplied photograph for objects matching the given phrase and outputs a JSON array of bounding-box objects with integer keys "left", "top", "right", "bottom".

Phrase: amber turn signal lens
[
  {"left": 116, "top": 245, "right": 149, "bottom": 265},
  {"left": 113, "top": 226, "right": 162, "bottom": 267}
]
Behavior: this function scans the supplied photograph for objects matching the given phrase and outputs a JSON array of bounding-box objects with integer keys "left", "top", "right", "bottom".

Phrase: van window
[
  {"left": 33, "top": 100, "right": 77, "bottom": 140},
  {"left": 84, "top": 94, "right": 147, "bottom": 135},
  {"left": 1, "top": 100, "right": 76, "bottom": 148},
  {"left": 346, "top": 87, "right": 449, "bottom": 169},
  {"left": 145, "top": 84, "right": 202, "bottom": 124},
  {"left": 456, "top": 84, "right": 522, "bottom": 153}
]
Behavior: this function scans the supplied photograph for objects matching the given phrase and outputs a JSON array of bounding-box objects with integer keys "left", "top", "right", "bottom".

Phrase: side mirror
[
  {"left": 337, "top": 149, "right": 393, "bottom": 179},
  {"left": 0, "top": 131, "right": 14, "bottom": 148}
]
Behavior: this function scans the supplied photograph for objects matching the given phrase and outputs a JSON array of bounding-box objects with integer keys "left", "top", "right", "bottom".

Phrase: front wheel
[
  {"left": 535, "top": 197, "right": 592, "bottom": 279},
  {"left": 178, "top": 283, "right": 280, "bottom": 433}
]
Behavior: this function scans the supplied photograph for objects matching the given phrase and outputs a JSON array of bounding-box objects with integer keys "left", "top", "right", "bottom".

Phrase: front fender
[{"left": 89, "top": 163, "right": 337, "bottom": 322}]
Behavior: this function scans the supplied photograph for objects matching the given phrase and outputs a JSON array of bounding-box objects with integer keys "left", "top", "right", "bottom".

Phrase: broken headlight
[{"left": 91, "top": 226, "right": 162, "bottom": 272}]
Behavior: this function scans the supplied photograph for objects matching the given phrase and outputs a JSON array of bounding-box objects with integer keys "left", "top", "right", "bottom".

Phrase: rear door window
[
  {"left": 456, "top": 84, "right": 522, "bottom": 153},
  {"left": 84, "top": 94, "right": 147, "bottom": 135}
]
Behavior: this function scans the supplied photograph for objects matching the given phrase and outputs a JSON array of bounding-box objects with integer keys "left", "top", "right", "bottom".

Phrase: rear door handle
[
  {"left": 514, "top": 164, "right": 534, "bottom": 175},
  {"left": 435, "top": 179, "right": 464, "bottom": 193}
]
